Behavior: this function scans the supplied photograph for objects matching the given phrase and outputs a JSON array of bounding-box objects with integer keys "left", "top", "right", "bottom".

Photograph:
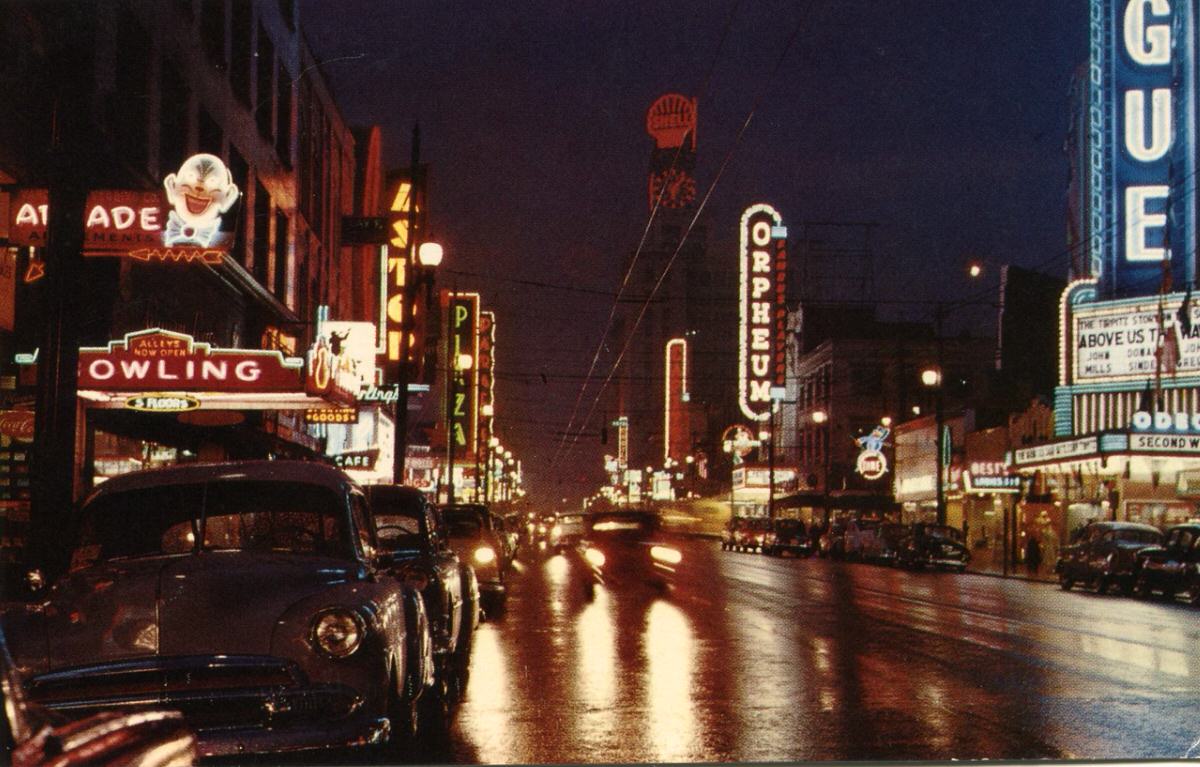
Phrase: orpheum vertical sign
[{"left": 738, "top": 204, "right": 787, "bottom": 422}]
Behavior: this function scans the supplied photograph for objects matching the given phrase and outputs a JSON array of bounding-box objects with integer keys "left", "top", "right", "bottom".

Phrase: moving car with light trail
[
  {"left": 578, "top": 510, "right": 683, "bottom": 597},
  {"left": 549, "top": 512, "right": 586, "bottom": 553},
  {"left": 4, "top": 461, "right": 436, "bottom": 760}
]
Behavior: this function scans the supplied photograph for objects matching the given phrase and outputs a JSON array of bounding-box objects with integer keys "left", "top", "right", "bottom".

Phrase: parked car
[
  {"left": 1133, "top": 523, "right": 1200, "bottom": 605},
  {"left": 1056, "top": 520, "right": 1163, "bottom": 594},
  {"left": 762, "top": 518, "right": 814, "bottom": 557},
  {"left": 859, "top": 522, "right": 910, "bottom": 565},
  {"left": 721, "top": 516, "right": 769, "bottom": 552},
  {"left": 1, "top": 623, "right": 197, "bottom": 767},
  {"left": 577, "top": 510, "right": 682, "bottom": 596},
  {"left": 440, "top": 503, "right": 511, "bottom": 616},
  {"left": 4, "top": 461, "right": 436, "bottom": 760},
  {"left": 843, "top": 517, "right": 883, "bottom": 560},
  {"left": 817, "top": 520, "right": 847, "bottom": 559},
  {"left": 366, "top": 485, "right": 481, "bottom": 705},
  {"left": 897, "top": 523, "right": 971, "bottom": 572},
  {"left": 550, "top": 512, "right": 586, "bottom": 552}
]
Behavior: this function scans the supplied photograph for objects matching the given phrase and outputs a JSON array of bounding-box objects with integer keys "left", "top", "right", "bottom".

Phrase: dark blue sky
[{"left": 300, "top": 1, "right": 1087, "bottom": 503}]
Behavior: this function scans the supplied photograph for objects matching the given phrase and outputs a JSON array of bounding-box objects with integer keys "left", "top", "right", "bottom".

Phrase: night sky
[{"left": 299, "top": 1, "right": 1087, "bottom": 508}]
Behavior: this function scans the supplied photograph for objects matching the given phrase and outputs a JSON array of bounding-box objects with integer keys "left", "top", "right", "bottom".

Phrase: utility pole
[
  {"left": 30, "top": 19, "right": 93, "bottom": 576},
  {"left": 392, "top": 122, "right": 420, "bottom": 485},
  {"left": 934, "top": 301, "right": 946, "bottom": 527}
]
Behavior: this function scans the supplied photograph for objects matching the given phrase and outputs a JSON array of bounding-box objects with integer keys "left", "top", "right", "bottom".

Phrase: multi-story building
[{"left": 0, "top": 1, "right": 373, "bottom": 571}]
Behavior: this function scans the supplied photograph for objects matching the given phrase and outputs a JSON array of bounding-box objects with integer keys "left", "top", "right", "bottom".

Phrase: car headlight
[
  {"left": 311, "top": 609, "right": 366, "bottom": 658},
  {"left": 584, "top": 547, "right": 606, "bottom": 567},
  {"left": 474, "top": 546, "right": 497, "bottom": 565},
  {"left": 650, "top": 545, "right": 682, "bottom": 565}
]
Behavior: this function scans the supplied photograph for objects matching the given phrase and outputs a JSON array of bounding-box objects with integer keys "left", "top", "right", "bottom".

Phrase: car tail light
[{"left": 474, "top": 546, "right": 497, "bottom": 565}]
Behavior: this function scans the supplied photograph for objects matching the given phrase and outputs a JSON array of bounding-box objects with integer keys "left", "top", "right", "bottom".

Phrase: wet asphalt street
[{"left": 432, "top": 538, "right": 1200, "bottom": 763}]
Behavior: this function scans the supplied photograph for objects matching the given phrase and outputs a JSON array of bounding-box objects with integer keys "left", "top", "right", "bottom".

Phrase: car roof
[
  {"left": 84, "top": 460, "right": 356, "bottom": 505},
  {"left": 365, "top": 484, "right": 428, "bottom": 503},
  {"left": 1093, "top": 521, "right": 1161, "bottom": 533}
]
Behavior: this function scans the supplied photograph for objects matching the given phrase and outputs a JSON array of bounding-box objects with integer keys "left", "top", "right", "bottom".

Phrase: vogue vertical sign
[
  {"left": 1098, "top": 0, "right": 1196, "bottom": 297},
  {"left": 738, "top": 204, "right": 787, "bottom": 421}
]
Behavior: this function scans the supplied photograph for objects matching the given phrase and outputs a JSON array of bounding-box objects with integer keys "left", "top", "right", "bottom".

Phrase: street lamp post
[
  {"left": 922, "top": 366, "right": 945, "bottom": 526},
  {"left": 813, "top": 409, "right": 829, "bottom": 524}
]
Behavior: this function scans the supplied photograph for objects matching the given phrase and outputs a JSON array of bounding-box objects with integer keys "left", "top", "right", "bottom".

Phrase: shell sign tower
[{"left": 645, "top": 94, "right": 698, "bottom": 211}]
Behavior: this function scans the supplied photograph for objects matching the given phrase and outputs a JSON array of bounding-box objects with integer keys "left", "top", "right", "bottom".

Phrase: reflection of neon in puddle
[
  {"left": 1078, "top": 633, "right": 1190, "bottom": 677},
  {"left": 576, "top": 589, "right": 616, "bottom": 708},
  {"left": 646, "top": 600, "right": 697, "bottom": 761},
  {"left": 464, "top": 627, "right": 513, "bottom": 763}
]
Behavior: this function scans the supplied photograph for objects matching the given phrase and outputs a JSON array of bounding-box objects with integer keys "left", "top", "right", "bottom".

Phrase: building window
[
  {"left": 159, "top": 59, "right": 189, "bottom": 173},
  {"left": 201, "top": 0, "right": 226, "bottom": 71},
  {"left": 255, "top": 25, "right": 274, "bottom": 139},
  {"left": 230, "top": 0, "right": 252, "bottom": 107},
  {"left": 254, "top": 180, "right": 270, "bottom": 286},
  {"left": 114, "top": 8, "right": 150, "bottom": 170},
  {"left": 277, "top": 0, "right": 295, "bottom": 29},
  {"left": 273, "top": 210, "right": 289, "bottom": 298},
  {"left": 227, "top": 147, "right": 248, "bottom": 267},
  {"left": 276, "top": 71, "right": 292, "bottom": 167},
  {"left": 198, "top": 106, "right": 222, "bottom": 155}
]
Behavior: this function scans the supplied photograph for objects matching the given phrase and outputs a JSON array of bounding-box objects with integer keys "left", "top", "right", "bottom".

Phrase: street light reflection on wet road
[{"left": 444, "top": 538, "right": 1200, "bottom": 763}]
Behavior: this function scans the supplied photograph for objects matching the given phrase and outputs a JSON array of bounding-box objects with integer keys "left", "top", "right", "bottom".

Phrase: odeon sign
[
  {"left": 738, "top": 203, "right": 787, "bottom": 422},
  {"left": 1131, "top": 409, "right": 1200, "bottom": 433}
]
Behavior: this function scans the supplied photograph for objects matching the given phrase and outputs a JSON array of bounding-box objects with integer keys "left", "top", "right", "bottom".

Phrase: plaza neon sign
[{"left": 738, "top": 204, "right": 787, "bottom": 421}]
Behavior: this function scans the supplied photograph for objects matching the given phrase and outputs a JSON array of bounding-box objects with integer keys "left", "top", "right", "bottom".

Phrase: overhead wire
[
  {"left": 554, "top": 12, "right": 808, "bottom": 470},
  {"left": 550, "top": 0, "right": 746, "bottom": 466}
]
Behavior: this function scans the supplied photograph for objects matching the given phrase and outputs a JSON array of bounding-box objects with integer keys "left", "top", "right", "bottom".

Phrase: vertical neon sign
[
  {"left": 1097, "top": 0, "right": 1196, "bottom": 297},
  {"left": 664, "top": 337, "right": 689, "bottom": 463},
  {"left": 446, "top": 292, "right": 479, "bottom": 460},
  {"left": 738, "top": 204, "right": 787, "bottom": 421}
]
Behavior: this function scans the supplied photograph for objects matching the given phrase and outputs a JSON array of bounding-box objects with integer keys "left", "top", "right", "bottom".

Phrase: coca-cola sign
[{"left": 0, "top": 410, "right": 34, "bottom": 442}]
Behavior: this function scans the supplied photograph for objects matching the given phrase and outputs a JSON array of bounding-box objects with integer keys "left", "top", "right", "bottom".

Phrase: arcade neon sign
[
  {"left": 8, "top": 154, "right": 241, "bottom": 264},
  {"left": 738, "top": 204, "right": 787, "bottom": 421}
]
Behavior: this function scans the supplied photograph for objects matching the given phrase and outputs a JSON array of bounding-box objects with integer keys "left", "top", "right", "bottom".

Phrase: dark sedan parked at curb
[
  {"left": 897, "top": 524, "right": 971, "bottom": 572},
  {"left": 578, "top": 510, "right": 683, "bottom": 597},
  {"left": 1056, "top": 520, "right": 1163, "bottom": 595},
  {"left": 440, "top": 504, "right": 511, "bottom": 617},
  {"left": 1134, "top": 523, "right": 1200, "bottom": 605},
  {"left": 762, "top": 518, "right": 814, "bottom": 557},
  {"left": 860, "top": 522, "right": 910, "bottom": 566},
  {"left": 4, "top": 461, "right": 436, "bottom": 761},
  {"left": 366, "top": 485, "right": 481, "bottom": 710},
  {"left": 1, "top": 623, "right": 197, "bottom": 767}
]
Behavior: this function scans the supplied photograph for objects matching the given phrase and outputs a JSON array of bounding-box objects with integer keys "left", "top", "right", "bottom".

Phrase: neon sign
[
  {"left": 738, "top": 204, "right": 787, "bottom": 421},
  {"left": 854, "top": 424, "right": 891, "bottom": 481},
  {"left": 8, "top": 154, "right": 241, "bottom": 264},
  {"left": 447, "top": 292, "right": 480, "bottom": 459},
  {"left": 664, "top": 338, "right": 689, "bottom": 463},
  {"left": 78, "top": 329, "right": 303, "bottom": 392},
  {"left": 1094, "top": 0, "right": 1196, "bottom": 297}
]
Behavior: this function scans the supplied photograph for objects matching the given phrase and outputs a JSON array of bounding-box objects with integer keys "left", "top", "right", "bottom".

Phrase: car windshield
[
  {"left": 443, "top": 510, "right": 484, "bottom": 539},
  {"left": 1116, "top": 529, "right": 1161, "bottom": 544},
  {"left": 72, "top": 481, "right": 348, "bottom": 567},
  {"left": 373, "top": 513, "right": 424, "bottom": 550},
  {"left": 925, "top": 525, "right": 963, "bottom": 542}
]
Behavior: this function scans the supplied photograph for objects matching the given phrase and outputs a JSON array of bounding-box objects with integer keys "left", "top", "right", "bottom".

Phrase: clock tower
[{"left": 645, "top": 94, "right": 698, "bottom": 212}]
